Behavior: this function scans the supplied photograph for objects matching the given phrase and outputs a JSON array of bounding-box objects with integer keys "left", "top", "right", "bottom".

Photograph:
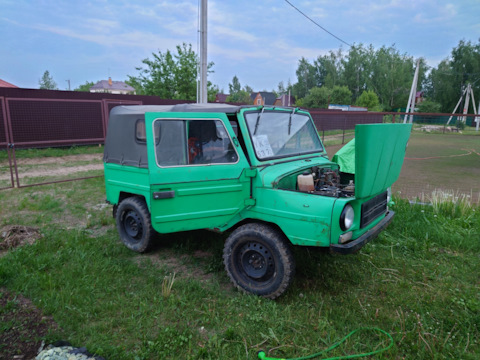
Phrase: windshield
[{"left": 244, "top": 110, "right": 323, "bottom": 160}]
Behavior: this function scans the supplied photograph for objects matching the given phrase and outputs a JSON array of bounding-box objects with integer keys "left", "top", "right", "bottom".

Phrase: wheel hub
[
  {"left": 124, "top": 210, "right": 143, "bottom": 240},
  {"left": 239, "top": 242, "right": 274, "bottom": 280}
]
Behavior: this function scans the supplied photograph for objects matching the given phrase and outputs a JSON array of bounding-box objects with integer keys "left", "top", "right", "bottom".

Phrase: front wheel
[
  {"left": 223, "top": 223, "right": 295, "bottom": 299},
  {"left": 115, "top": 197, "right": 154, "bottom": 253}
]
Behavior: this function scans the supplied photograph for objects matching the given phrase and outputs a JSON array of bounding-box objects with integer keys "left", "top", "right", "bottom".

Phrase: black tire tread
[
  {"left": 223, "top": 222, "right": 295, "bottom": 299},
  {"left": 115, "top": 196, "right": 154, "bottom": 253}
]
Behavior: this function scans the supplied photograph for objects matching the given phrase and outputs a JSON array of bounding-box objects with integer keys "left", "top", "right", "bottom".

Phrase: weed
[
  {"left": 427, "top": 189, "right": 477, "bottom": 217},
  {"left": 161, "top": 272, "right": 176, "bottom": 298}
]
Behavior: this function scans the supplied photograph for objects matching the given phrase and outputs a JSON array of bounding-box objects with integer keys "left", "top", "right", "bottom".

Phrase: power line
[{"left": 284, "top": 0, "right": 352, "bottom": 47}]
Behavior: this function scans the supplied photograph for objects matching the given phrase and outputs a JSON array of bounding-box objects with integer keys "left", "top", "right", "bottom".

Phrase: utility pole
[
  {"left": 404, "top": 59, "right": 420, "bottom": 124},
  {"left": 198, "top": 0, "right": 208, "bottom": 103},
  {"left": 447, "top": 83, "right": 477, "bottom": 126}
]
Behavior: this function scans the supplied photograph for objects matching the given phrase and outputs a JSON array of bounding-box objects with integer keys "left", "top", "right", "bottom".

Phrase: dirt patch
[
  {"left": 13, "top": 153, "right": 102, "bottom": 166},
  {"left": 0, "top": 225, "right": 42, "bottom": 255},
  {"left": 0, "top": 154, "right": 103, "bottom": 181},
  {"left": 133, "top": 249, "right": 215, "bottom": 283},
  {"left": 0, "top": 288, "right": 59, "bottom": 360}
]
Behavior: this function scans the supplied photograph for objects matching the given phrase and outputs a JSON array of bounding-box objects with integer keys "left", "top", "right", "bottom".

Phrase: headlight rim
[{"left": 340, "top": 204, "right": 354, "bottom": 231}]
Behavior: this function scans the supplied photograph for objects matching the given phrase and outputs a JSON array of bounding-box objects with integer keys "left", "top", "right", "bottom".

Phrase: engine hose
[{"left": 257, "top": 327, "right": 393, "bottom": 360}]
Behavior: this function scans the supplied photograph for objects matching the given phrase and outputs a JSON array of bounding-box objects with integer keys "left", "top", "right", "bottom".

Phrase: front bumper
[{"left": 330, "top": 210, "right": 395, "bottom": 254}]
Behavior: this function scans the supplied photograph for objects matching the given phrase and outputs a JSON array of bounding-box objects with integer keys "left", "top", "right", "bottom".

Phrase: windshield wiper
[
  {"left": 253, "top": 106, "right": 265, "bottom": 135},
  {"left": 288, "top": 107, "right": 297, "bottom": 135}
]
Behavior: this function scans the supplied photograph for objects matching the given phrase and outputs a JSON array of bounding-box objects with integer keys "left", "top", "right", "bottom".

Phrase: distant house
[
  {"left": 0, "top": 79, "right": 19, "bottom": 88},
  {"left": 90, "top": 77, "right": 135, "bottom": 95},
  {"left": 274, "top": 94, "right": 295, "bottom": 107},
  {"left": 215, "top": 93, "right": 229, "bottom": 103},
  {"left": 250, "top": 91, "right": 276, "bottom": 106},
  {"left": 415, "top": 91, "right": 425, "bottom": 104}
]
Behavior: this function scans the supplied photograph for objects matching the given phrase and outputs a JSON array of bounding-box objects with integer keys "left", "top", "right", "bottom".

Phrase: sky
[{"left": 1, "top": 0, "right": 480, "bottom": 93}]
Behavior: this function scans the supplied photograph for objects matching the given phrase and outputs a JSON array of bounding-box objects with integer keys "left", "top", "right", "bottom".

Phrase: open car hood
[{"left": 334, "top": 123, "right": 412, "bottom": 199}]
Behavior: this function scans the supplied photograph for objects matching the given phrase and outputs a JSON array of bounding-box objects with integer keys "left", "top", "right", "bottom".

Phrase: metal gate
[
  {"left": 0, "top": 98, "right": 143, "bottom": 189},
  {"left": 0, "top": 96, "right": 14, "bottom": 189}
]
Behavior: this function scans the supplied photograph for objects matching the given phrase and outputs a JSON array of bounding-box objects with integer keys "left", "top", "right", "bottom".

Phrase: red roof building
[{"left": 0, "top": 79, "right": 19, "bottom": 88}]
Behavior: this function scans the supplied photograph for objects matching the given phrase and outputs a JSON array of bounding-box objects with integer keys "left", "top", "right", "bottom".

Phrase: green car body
[{"left": 104, "top": 104, "right": 411, "bottom": 298}]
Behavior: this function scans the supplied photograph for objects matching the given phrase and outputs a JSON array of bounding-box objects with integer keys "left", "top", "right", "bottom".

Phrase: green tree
[
  {"left": 426, "top": 40, "right": 480, "bottom": 112},
  {"left": 330, "top": 85, "right": 352, "bottom": 105},
  {"left": 74, "top": 81, "right": 95, "bottom": 92},
  {"left": 292, "top": 58, "right": 316, "bottom": 99},
  {"left": 39, "top": 70, "right": 58, "bottom": 90},
  {"left": 302, "top": 87, "right": 330, "bottom": 108},
  {"left": 226, "top": 76, "right": 253, "bottom": 104},
  {"left": 128, "top": 43, "right": 216, "bottom": 101},
  {"left": 417, "top": 100, "right": 442, "bottom": 113},
  {"left": 355, "top": 90, "right": 381, "bottom": 111},
  {"left": 341, "top": 44, "right": 374, "bottom": 102},
  {"left": 126, "top": 77, "right": 146, "bottom": 95},
  {"left": 228, "top": 75, "right": 241, "bottom": 96},
  {"left": 313, "top": 49, "right": 343, "bottom": 88}
]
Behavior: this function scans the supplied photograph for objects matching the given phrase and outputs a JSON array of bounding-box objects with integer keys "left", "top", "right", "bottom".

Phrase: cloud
[{"left": 211, "top": 25, "right": 259, "bottom": 43}]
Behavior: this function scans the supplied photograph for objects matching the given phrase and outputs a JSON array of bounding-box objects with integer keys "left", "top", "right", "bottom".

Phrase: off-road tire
[
  {"left": 223, "top": 223, "right": 295, "bottom": 299},
  {"left": 115, "top": 197, "right": 154, "bottom": 253}
]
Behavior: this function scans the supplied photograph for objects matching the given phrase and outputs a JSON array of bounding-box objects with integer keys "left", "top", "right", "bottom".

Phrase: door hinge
[
  {"left": 244, "top": 198, "right": 256, "bottom": 206},
  {"left": 245, "top": 168, "right": 257, "bottom": 178}
]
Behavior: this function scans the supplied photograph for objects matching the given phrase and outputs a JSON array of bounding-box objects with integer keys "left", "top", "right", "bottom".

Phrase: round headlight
[{"left": 340, "top": 204, "right": 354, "bottom": 231}]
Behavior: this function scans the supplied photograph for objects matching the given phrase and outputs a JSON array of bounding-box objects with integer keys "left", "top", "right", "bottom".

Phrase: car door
[{"left": 145, "top": 112, "right": 253, "bottom": 233}]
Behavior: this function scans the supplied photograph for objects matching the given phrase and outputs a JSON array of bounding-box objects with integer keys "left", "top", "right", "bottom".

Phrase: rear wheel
[
  {"left": 223, "top": 223, "right": 295, "bottom": 299},
  {"left": 115, "top": 197, "right": 154, "bottom": 253}
]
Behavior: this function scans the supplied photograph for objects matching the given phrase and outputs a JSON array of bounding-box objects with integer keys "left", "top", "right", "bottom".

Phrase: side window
[
  {"left": 136, "top": 119, "right": 146, "bottom": 142},
  {"left": 154, "top": 120, "right": 187, "bottom": 166},
  {"left": 187, "top": 120, "right": 238, "bottom": 164},
  {"left": 154, "top": 119, "right": 238, "bottom": 167}
]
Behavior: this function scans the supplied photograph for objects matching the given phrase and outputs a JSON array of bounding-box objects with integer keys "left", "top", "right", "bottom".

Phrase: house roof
[
  {"left": 215, "top": 93, "right": 229, "bottom": 102},
  {"left": 0, "top": 79, "right": 19, "bottom": 88},
  {"left": 275, "top": 94, "right": 295, "bottom": 106},
  {"left": 250, "top": 91, "right": 277, "bottom": 105},
  {"left": 90, "top": 79, "right": 135, "bottom": 92}
]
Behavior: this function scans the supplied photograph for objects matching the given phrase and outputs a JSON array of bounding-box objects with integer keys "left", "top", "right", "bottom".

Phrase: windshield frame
[{"left": 243, "top": 108, "right": 324, "bottom": 162}]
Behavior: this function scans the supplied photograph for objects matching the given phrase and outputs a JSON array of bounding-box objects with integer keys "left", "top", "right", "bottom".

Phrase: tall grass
[{"left": 426, "top": 189, "right": 478, "bottom": 218}]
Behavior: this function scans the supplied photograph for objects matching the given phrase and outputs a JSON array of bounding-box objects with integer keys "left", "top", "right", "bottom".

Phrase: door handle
[{"left": 153, "top": 191, "right": 175, "bottom": 200}]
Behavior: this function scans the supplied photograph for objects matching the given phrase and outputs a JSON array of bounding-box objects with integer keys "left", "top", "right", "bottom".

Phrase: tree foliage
[
  {"left": 355, "top": 90, "right": 381, "bottom": 111},
  {"left": 39, "top": 70, "right": 58, "bottom": 90},
  {"left": 426, "top": 39, "right": 480, "bottom": 113},
  {"left": 416, "top": 100, "right": 442, "bottom": 113},
  {"left": 226, "top": 76, "right": 253, "bottom": 104},
  {"left": 290, "top": 44, "right": 427, "bottom": 111},
  {"left": 302, "top": 85, "right": 352, "bottom": 108},
  {"left": 128, "top": 43, "right": 215, "bottom": 101},
  {"left": 74, "top": 81, "right": 96, "bottom": 92}
]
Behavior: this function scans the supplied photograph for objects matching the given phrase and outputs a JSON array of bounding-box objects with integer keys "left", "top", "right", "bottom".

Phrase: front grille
[{"left": 360, "top": 191, "right": 387, "bottom": 228}]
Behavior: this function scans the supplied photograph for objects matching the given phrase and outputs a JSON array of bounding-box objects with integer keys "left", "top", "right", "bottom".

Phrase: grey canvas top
[
  {"left": 104, "top": 103, "right": 243, "bottom": 168},
  {"left": 110, "top": 103, "right": 243, "bottom": 117}
]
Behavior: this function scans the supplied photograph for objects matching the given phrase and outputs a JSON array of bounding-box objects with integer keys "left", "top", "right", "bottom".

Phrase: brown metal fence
[
  {"left": 0, "top": 88, "right": 191, "bottom": 188},
  {"left": 1, "top": 87, "right": 478, "bottom": 197}
]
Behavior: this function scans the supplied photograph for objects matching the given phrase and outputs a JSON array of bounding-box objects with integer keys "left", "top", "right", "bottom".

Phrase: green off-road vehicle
[{"left": 104, "top": 104, "right": 411, "bottom": 299}]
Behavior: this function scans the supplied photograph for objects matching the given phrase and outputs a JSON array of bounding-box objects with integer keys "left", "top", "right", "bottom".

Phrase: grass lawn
[{"left": 0, "top": 175, "right": 479, "bottom": 359}]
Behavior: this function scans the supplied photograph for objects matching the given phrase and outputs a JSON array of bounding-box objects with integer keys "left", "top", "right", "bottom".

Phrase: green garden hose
[{"left": 257, "top": 327, "right": 393, "bottom": 360}]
